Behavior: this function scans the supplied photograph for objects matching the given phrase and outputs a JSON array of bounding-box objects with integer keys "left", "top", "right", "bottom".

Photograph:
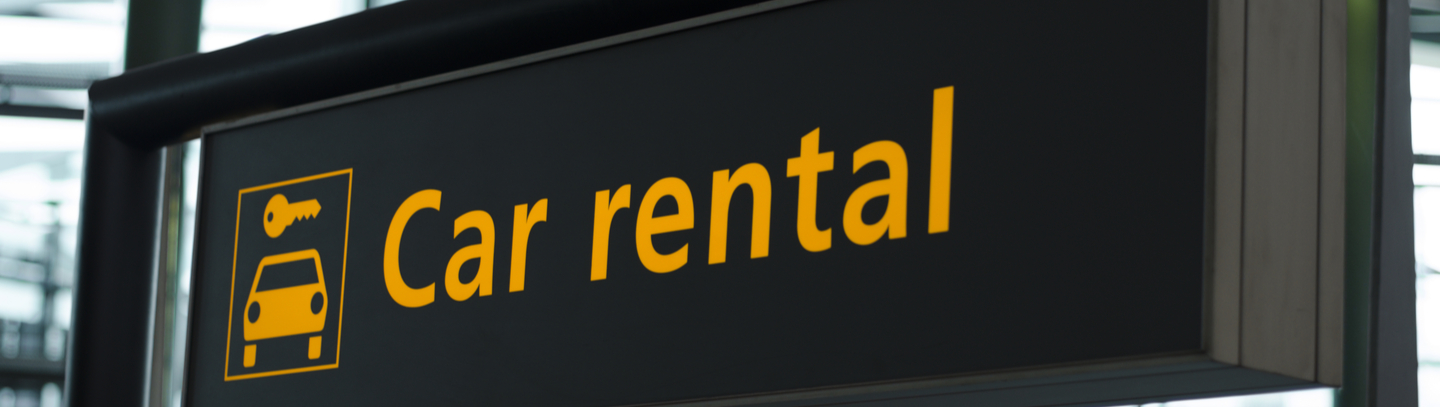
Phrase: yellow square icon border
[{"left": 223, "top": 168, "right": 353, "bottom": 381}]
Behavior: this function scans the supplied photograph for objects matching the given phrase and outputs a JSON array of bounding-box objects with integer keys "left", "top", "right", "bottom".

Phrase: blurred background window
[
  {"left": 0, "top": 0, "right": 116, "bottom": 401},
  {"left": 200, "top": 0, "right": 364, "bottom": 52},
  {"left": 0, "top": 0, "right": 123, "bottom": 111},
  {"left": 0, "top": 115, "right": 81, "bottom": 407},
  {"left": 1414, "top": 37, "right": 1440, "bottom": 407},
  {"left": 0, "top": 0, "right": 377, "bottom": 405}
]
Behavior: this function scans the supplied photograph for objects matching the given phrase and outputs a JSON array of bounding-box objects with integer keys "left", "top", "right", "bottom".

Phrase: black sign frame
[{"left": 174, "top": 0, "right": 1347, "bottom": 405}]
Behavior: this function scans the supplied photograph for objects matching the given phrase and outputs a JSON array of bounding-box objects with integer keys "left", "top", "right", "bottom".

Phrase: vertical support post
[
  {"left": 123, "top": 0, "right": 203, "bottom": 70},
  {"left": 1339, "top": 0, "right": 1418, "bottom": 405},
  {"left": 1372, "top": 0, "right": 1418, "bottom": 404},
  {"left": 127, "top": 0, "right": 203, "bottom": 404},
  {"left": 66, "top": 0, "right": 202, "bottom": 406},
  {"left": 1339, "top": 0, "right": 1380, "bottom": 404},
  {"left": 64, "top": 122, "right": 163, "bottom": 407}
]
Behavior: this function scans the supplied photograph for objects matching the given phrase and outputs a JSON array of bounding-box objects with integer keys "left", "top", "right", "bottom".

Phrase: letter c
[{"left": 385, "top": 189, "right": 441, "bottom": 308}]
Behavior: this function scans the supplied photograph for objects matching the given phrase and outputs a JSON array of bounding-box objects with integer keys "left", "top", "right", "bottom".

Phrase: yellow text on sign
[
  {"left": 382, "top": 86, "right": 954, "bottom": 307},
  {"left": 384, "top": 191, "right": 548, "bottom": 307}
]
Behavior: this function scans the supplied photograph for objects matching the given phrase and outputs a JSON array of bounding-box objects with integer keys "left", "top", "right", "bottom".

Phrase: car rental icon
[{"left": 242, "top": 248, "right": 328, "bottom": 368}]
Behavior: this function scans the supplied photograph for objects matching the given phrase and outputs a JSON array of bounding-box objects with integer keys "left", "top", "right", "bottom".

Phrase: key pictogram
[
  {"left": 226, "top": 169, "right": 352, "bottom": 381},
  {"left": 264, "top": 194, "right": 322, "bottom": 238}
]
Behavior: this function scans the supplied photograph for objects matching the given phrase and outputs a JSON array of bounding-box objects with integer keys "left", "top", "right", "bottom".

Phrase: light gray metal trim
[
  {"left": 1208, "top": 0, "right": 1346, "bottom": 386},
  {"left": 143, "top": 144, "right": 188, "bottom": 407}
]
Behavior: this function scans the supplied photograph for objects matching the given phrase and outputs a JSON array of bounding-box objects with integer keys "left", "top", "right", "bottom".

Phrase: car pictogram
[{"left": 242, "top": 248, "right": 328, "bottom": 367}]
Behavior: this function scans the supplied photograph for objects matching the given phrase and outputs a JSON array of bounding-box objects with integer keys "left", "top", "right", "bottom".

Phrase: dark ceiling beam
[{"left": 0, "top": 105, "right": 82, "bottom": 120}]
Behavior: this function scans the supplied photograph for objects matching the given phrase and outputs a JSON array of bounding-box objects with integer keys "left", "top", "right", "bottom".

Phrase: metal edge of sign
[
  {"left": 1201, "top": 0, "right": 1225, "bottom": 371},
  {"left": 622, "top": 351, "right": 1221, "bottom": 407},
  {"left": 198, "top": 0, "right": 821, "bottom": 137},
  {"left": 180, "top": 135, "right": 212, "bottom": 407}
]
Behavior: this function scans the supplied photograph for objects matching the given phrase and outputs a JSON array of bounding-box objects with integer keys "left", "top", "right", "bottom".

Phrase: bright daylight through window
[
  {"left": 1412, "top": 38, "right": 1440, "bottom": 407},
  {"left": 0, "top": 1, "right": 369, "bottom": 406}
]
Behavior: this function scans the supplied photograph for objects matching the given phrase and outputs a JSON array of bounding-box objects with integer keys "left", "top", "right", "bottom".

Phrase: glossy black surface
[{"left": 189, "top": 0, "right": 1208, "bottom": 405}]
